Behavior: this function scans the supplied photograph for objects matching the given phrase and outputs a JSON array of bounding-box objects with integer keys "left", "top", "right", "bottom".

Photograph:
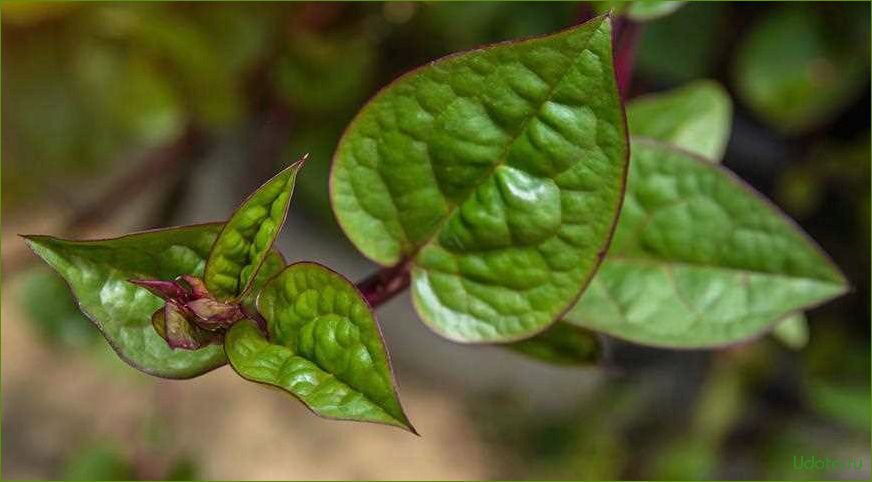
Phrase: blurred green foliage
[
  {"left": 61, "top": 441, "right": 199, "bottom": 481},
  {"left": 635, "top": 3, "right": 727, "bottom": 83},
  {"left": 771, "top": 314, "right": 810, "bottom": 351},
  {"left": 22, "top": 268, "right": 101, "bottom": 348},
  {"left": 62, "top": 444, "right": 133, "bottom": 481},
  {"left": 734, "top": 4, "right": 870, "bottom": 135}
]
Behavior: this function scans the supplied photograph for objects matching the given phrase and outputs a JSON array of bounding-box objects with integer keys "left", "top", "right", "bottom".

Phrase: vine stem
[
  {"left": 355, "top": 261, "right": 412, "bottom": 309},
  {"left": 613, "top": 17, "right": 642, "bottom": 100},
  {"left": 354, "top": 11, "right": 644, "bottom": 309}
]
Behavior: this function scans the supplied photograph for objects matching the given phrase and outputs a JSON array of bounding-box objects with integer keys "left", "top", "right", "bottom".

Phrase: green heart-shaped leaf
[
  {"left": 226, "top": 262, "right": 414, "bottom": 432},
  {"left": 331, "top": 15, "right": 628, "bottom": 342},
  {"left": 564, "top": 139, "right": 848, "bottom": 347},
  {"left": 204, "top": 157, "right": 304, "bottom": 301},
  {"left": 24, "top": 224, "right": 227, "bottom": 378},
  {"left": 507, "top": 323, "right": 600, "bottom": 365},
  {"left": 627, "top": 80, "right": 732, "bottom": 161}
]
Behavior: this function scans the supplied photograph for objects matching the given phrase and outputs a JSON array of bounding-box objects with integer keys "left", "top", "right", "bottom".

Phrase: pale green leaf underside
[
  {"left": 627, "top": 80, "right": 732, "bottom": 161},
  {"left": 205, "top": 160, "right": 303, "bottom": 301},
  {"left": 565, "top": 139, "right": 847, "bottom": 348},
  {"left": 332, "top": 16, "right": 628, "bottom": 342},
  {"left": 507, "top": 322, "right": 600, "bottom": 365},
  {"left": 25, "top": 224, "right": 227, "bottom": 378},
  {"left": 244, "top": 262, "right": 413, "bottom": 431}
]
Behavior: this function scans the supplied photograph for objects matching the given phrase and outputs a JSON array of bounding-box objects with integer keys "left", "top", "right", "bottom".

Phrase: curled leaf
[
  {"left": 129, "top": 279, "right": 189, "bottom": 301},
  {"left": 154, "top": 301, "right": 215, "bottom": 350},
  {"left": 186, "top": 298, "right": 242, "bottom": 328}
]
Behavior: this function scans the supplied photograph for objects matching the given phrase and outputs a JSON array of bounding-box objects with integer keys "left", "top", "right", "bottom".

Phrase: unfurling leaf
[
  {"left": 331, "top": 15, "right": 628, "bottom": 342},
  {"left": 204, "top": 156, "right": 305, "bottom": 301},
  {"left": 627, "top": 80, "right": 732, "bottom": 161},
  {"left": 226, "top": 262, "right": 414, "bottom": 432},
  {"left": 152, "top": 301, "right": 215, "bottom": 350},
  {"left": 507, "top": 323, "right": 600, "bottom": 365},
  {"left": 23, "top": 224, "right": 228, "bottom": 378},
  {"left": 129, "top": 278, "right": 190, "bottom": 301},
  {"left": 564, "top": 139, "right": 848, "bottom": 347},
  {"left": 186, "top": 298, "right": 242, "bottom": 327},
  {"left": 131, "top": 273, "right": 244, "bottom": 343}
]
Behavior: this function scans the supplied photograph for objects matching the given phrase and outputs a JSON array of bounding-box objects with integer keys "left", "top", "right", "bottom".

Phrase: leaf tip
[
  {"left": 291, "top": 153, "right": 309, "bottom": 170},
  {"left": 19, "top": 233, "right": 40, "bottom": 245},
  {"left": 19, "top": 234, "right": 51, "bottom": 258}
]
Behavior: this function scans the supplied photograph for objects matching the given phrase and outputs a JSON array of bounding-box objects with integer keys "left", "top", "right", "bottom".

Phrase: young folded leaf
[
  {"left": 154, "top": 301, "right": 217, "bottom": 350},
  {"left": 564, "top": 139, "right": 848, "bottom": 347},
  {"left": 331, "top": 14, "right": 628, "bottom": 343},
  {"left": 204, "top": 156, "right": 305, "bottom": 301},
  {"left": 627, "top": 80, "right": 732, "bottom": 161},
  {"left": 226, "top": 262, "right": 414, "bottom": 432},
  {"left": 507, "top": 322, "right": 600, "bottom": 365},
  {"left": 23, "top": 224, "right": 228, "bottom": 378}
]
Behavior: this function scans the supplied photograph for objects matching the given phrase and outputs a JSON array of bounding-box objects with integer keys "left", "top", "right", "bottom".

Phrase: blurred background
[{"left": 2, "top": 2, "right": 869, "bottom": 480}]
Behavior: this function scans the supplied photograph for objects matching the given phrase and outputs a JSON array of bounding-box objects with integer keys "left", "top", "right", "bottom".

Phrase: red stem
[
  {"left": 355, "top": 262, "right": 411, "bottom": 308},
  {"left": 613, "top": 18, "right": 642, "bottom": 100}
]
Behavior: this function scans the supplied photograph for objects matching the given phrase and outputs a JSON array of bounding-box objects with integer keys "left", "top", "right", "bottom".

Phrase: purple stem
[
  {"left": 355, "top": 262, "right": 412, "bottom": 309},
  {"left": 613, "top": 18, "right": 642, "bottom": 100}
]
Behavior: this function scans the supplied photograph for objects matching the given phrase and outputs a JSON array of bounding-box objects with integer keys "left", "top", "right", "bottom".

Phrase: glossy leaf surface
[
  {"left": 565, "top": 139, "right": 848, "bottom": 347},
  {"left": 204, "top": 158, "right": 304, "bottom": 300},
  {"left": 228, "top": 262, "right": 413, "bottom": 431},
  {"left": 22, "top": 267, "right": 101, "bottom": 348},
  {"left": 507, "top": 323, "right": 600, "bottom": 365},
  {"left": 331, "top": 16, "right": 628, "bottom": 342},
  {"left": 24, "top": 224, "right": 228, "bottom": 378},
  {"left": 627, "top": 80, "right": 731, "bottom": 161}
]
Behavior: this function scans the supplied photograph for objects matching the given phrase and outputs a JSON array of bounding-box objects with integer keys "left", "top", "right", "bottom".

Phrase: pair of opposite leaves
[{"left": 26, "top": 15, "right": 846, "bottom": 431}]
